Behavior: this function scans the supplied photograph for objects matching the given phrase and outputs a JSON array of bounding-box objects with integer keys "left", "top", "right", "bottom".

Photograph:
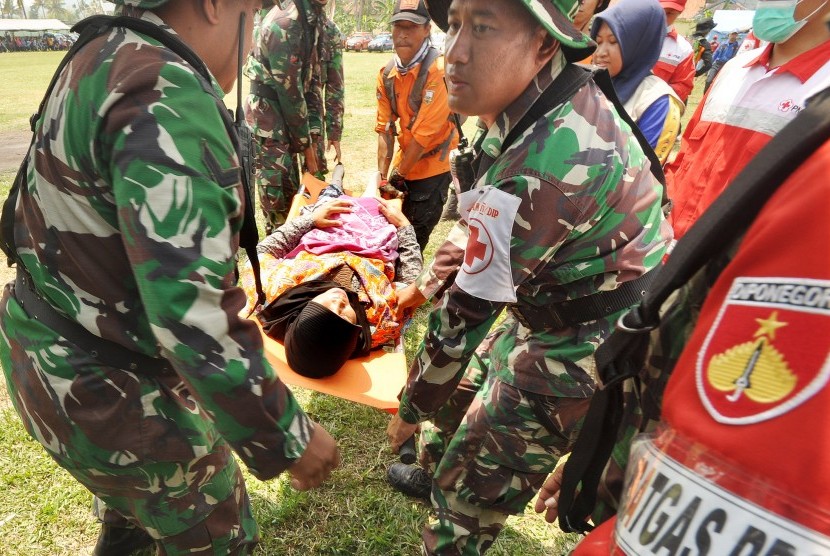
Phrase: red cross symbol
[
  {"left": 465, "top": 225, "right": 488, "bottom": 268},
  {"left": 779, "top": 99, "right": 793, "bottom": 112}
]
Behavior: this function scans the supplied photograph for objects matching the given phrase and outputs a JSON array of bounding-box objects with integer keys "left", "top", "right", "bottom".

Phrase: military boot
[
  {"left": 93, "top": 523, "right": 154, "bottom": 556},
  {"left": 387, "top": 462, "right": 432, "bottom": 501}
]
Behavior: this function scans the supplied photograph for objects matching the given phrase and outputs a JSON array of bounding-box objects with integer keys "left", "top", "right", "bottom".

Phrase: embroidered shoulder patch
[{"left": 697, "top": 277, "right": 830, "bottom": 425}]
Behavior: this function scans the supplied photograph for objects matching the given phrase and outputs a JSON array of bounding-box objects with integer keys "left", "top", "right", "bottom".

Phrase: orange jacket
[{"left": 375, "top": 55, "right": 457, "bottom": 180}]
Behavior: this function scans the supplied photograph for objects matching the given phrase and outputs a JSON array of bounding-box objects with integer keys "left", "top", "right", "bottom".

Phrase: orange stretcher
[{"left": 255, "top": 168, "right": 408, "bottom": 414}]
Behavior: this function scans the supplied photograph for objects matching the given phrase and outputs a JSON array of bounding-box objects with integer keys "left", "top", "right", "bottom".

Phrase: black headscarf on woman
[{"left": 258, "top": 280, "right": 372, "bottom": 377}]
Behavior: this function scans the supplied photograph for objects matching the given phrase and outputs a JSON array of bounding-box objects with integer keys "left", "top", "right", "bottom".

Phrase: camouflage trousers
[
  {"left": 312, "top": 133, "right": 329, "bottom": 178},
  {"left": 417, "top": 339, "right": 590, "bottom": 555},
  {"left": 0, "top": 287, "right": 259, "bottom": 555},
  {"left": 254, "top": 137, "right": 300, "bottom": 233}
]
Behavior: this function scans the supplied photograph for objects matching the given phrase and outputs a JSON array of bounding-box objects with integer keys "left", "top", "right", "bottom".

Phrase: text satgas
[{"left": 614, "top": 442, "right": 830, "bottom": 556}]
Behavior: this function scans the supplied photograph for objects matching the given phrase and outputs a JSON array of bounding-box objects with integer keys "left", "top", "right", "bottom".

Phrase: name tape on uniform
[{"left": 615, "top": 438, "right": 830, "bottom": 555}]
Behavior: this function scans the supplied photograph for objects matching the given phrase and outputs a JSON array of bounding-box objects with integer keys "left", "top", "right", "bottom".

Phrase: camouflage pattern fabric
[
  {"left": 244, "top": 0, "right": 328, "bottom": 229},
  {"left": 418, "top": 331, "right": 590, "bottom": 554},
  {"left": 309, "top": 18, "right": 345, "bottom": 177},
  {"left": 253, "top": 137, "right": 299, "bottom": 232},
  {"left": 399, "top": 52, "right": 672, "bottom": 553},
  {"left": 0, "top": 11, "right": 313, "bottom": 550}
]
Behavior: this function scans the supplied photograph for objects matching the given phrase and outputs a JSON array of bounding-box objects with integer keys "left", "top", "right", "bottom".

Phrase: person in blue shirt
[{"left": 705, "top": 30, "right": 741, "bottom": 91}]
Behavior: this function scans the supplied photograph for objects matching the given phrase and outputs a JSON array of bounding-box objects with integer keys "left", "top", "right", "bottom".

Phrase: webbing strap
[{"left": 557, "top": 85, "right": 830, "bottom": 534}]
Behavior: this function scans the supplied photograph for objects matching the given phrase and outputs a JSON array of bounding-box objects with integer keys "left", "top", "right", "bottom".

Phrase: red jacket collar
[{"left": 745, "top": 39, "right": 830, "bottom": 83}]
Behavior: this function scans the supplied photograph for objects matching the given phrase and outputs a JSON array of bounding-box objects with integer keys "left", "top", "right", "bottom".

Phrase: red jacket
[
  {"left": 666, "top": 39, "right": 830, "bottom": 243},
  {"left": 652, "top": 28, "right": 696, "bottom": 104},
  {"left": 573, "top": 120, "right": 830, "bottom": 556}
]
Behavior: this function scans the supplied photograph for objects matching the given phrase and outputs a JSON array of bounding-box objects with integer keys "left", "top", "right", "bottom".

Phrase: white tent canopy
[
  {"left": 712, "top": 9, "right": 756, "bottom": 33},
  {"left": 0, "top": 18, "right": 71, "bottom": 32}
]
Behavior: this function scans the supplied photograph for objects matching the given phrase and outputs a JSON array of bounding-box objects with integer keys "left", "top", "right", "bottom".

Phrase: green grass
[
  {"left": 0, "top": 52, "right": 65, "bottom": 132},
  {"left": 0, "top": 51, "right": 581, "bottom": 555}
]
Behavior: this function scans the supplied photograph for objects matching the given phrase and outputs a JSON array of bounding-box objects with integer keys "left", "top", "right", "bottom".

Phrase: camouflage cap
[
  {"left": 107, "top": 0, "right": 171, "bottom": 9},
  {"left": 424, "top": 0, "right": 592, "bottom": 51}
]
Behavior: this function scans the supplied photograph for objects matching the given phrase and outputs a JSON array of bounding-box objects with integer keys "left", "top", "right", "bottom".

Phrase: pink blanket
[{"left": 287, "top": 196, "right": 399, "bottom": 262}]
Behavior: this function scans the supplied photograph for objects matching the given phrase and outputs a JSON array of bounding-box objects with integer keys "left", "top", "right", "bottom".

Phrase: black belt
[
  {"left": 509, "top": 269, "right": 658, "bottom": 330},
  {"left": 13, "top": 268, "right": 175, "bottom": 376},
  {"left": 250, "top": 81, "right": 280, "bottom": 102}
]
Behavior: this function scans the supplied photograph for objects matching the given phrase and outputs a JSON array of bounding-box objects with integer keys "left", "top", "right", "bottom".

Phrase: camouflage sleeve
[
  {"left": 109, "top": 61, "right": 313, "bottom": 479},
  {"left": 394, "top": 225, "right": 423, "bottom": 284},
  {"left": 257, "top": 214, "right": 315, "bottom": 256},
  {"left": 264, "top": 19, "right": 312, "bottom": 152},
  {"left": 324, "top": 22, "right": 344, "bottom": 142},
  {"left": 399, "top": 176, "right": 577, "bottom": 423},
  {"left": 306, "top": 82, "right": 324, "bottom": 137}
]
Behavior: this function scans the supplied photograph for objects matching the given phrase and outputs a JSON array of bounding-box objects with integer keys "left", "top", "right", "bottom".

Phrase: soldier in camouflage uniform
[
  {"left": 385, "top": 0, "right": 672, "bottom": 553},
  {"left": 0, "top": 0, "right": 339, "bottom": 554},
  {"left": 244, "top": 0, "right": 332, "bottom": 233},
  {"left": 307, "top": 17, "right": 345, "bottom": 177}
]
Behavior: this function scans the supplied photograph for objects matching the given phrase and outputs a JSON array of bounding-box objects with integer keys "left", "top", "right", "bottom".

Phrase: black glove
[{"left": 388, "top": 168, "right": 408, "bottom": 193}]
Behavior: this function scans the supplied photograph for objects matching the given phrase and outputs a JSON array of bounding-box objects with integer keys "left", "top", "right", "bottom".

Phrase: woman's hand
[
  {"left": 312, "top": 199, "right": 353, "bottom": 228},
  {"left": 377, "top": 198, "right": 410, "bottom": 228}
]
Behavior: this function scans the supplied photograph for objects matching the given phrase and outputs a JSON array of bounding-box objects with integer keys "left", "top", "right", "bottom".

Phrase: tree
[
  {"left": 46, "top": 0, "right": 72, "bottom": 20},
  {"left": 335, "top": 0, "right": 394, "bottom": 34},
  {"left": 30, "top": 0, "right": 47, "bottom": 17},
  {"left": 2, "top": 0, "right": 20, "bottom": 17}
]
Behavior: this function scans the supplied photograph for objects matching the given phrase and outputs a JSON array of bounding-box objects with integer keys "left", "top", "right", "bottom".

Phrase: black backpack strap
[
  {"left": 382, "top": 58, "right": 399, "bottom": 122},
  {"left": 591, "top": 68, "right": 668, "bottom": 204},
  {"left": 475, "top": 63, "right": 593, "bottom": 181},
  {"left": 557, "top": 84, "right": 830, "bottom": 534},
  {"left": 406, "top": 46, "right": 441, "bottom": 130},
  {"left": 1, "top": 16, "right": 121, "bottom": 265}
]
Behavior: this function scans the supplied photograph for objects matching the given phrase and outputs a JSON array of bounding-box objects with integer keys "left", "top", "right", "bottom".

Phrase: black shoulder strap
[
  {"left": 0, "top": 14, "right": 265, "bottom": 304},
  {"left": 1, "top": 15, "right": 116, "bottom": 265},
  {"left": 557, "top": 84, "right": 830, "bottom": 534},
  {"left": 591, "top": 68, "right": 668, "bottom": 192},
  {"left": 406, "top": 46, "right": 441, "bottom": 130},
  {"left": 382, "top": 58, "right": 398, "bottom": 121}
]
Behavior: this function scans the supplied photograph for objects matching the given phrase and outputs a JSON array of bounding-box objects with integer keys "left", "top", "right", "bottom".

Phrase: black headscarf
[{"left": 258, "top": 280, "right": 372, "bottom": 377}]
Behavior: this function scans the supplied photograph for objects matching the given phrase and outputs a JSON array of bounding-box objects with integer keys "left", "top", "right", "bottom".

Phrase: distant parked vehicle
[
  {"left": 368, "top": 33, "right": 393, "bottom": 52},
  {"left": 345, "top": 32, "right": 373, "bottom": 52}
]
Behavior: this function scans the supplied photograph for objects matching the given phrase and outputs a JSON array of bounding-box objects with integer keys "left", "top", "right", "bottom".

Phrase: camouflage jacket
[
  {"left": 5, "top": 11, "right": 313, "bottom": 479},
  {"left": 307, "top": 18, "right": 344, "bottom": 142},
  {"left": 398, "top": 53, "right": 673, "bottom": 424},
  {"left": 244, "top": 0, "right": 326, "bottom": 151}
]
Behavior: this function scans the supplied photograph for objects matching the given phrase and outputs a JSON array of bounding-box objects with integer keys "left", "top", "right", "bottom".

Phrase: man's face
[
  {"left": 664, "top": 8, "right": 681, "bottom": 26},
  {"left": 392, "top": 20, "right": 431, "bottom": 65},
  {"left": 444, "top": 0, "right": 552, "bottom": 126},
  {"left": 728, "top": 32, "right": 738, "bottom": 42}
]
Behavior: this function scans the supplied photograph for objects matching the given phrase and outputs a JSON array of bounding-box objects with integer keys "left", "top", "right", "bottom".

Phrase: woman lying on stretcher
[{"left": 239, "top": 183, "right": 423, "bottom": 378}]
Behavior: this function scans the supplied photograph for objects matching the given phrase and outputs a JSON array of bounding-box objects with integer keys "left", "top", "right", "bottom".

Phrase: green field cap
[
  {"left": 424, "top": 0, "right": 592, "bottom": 51},
  {"left": 108, "top": 0, "right": 171, "bottom": 9}
]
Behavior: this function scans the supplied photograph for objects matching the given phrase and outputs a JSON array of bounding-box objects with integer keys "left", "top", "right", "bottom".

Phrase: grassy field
[{"left": 0, "top": 51, "right": 585, "bottom": 555}]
